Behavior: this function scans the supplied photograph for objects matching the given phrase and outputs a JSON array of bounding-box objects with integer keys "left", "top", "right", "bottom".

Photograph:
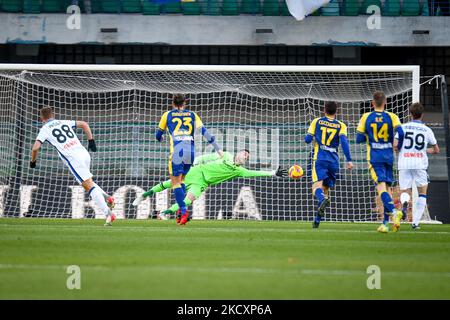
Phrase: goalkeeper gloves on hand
[
  {"left": 30, "top": 161, "right": 36, "bottom": 169},
  {"left": 88, "top": 139, "right": 97, "bottom": 152},
  {"left": 275, "top": 167, "right": 288, "bottom": 177}
]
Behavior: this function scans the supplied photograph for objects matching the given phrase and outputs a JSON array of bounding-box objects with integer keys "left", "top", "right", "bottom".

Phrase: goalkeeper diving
[{"left": 133, "top": 150, "right": 288, "bottom": 223}]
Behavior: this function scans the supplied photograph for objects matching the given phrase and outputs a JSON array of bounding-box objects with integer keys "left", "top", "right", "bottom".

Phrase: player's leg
[
  {"left": 177, "top": 149, "right": 194, "bottom": 224},
  {"left": 82, "top": 178, "right": 115, "bottom": 226},
  {"left": 398, "top": 169, "right": 413, "bottom": 222},
  {"left": 311, "top": 161, "right": 329, "bottom": 228},
  {"left": 132, "top": 180, "right": 172, "bottom": 206},
  {"left": 385, "top": 164, "right": 403, "bottom": 232},
  {"left": 161, "top": 183, "right": 204, "bottom": 222},
  {"left": 321, "top": 161, "right": 338, "bottom": 216},
  {"left": 169, "top": 151, "right": 188, "bottom": 219},
  {"left": 175, "top": 185, "right": 204, "bottom": 225},
  {"left": 64, "top": 153, "right": 115, "bottom": 226},
  {"left": 412, "top": 170, "right": 429, "bottom": 229},
  {"left": 371, "top": 164, "right": 396, "bottom": 232}
]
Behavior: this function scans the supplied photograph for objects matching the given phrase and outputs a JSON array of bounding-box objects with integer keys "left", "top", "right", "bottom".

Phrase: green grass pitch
[{"left": 0, "top": 218, "right": 449, "bottom": 299}]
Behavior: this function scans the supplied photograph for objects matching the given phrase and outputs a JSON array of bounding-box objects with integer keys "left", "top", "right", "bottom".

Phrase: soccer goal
[{"left": 0, "top": 64, "right": 437, "bottom": 223}]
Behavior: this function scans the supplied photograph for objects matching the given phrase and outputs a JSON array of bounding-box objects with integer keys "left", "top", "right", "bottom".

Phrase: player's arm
[
  {"left": 393, "top": 130, "right": 404, "bottom": 152},
  {"left": 356, "top": 114, "right": 368, "bottom": 144},
  {"left": 30, "top": 140, "right": 42, "bottom": 168},
  {"left": 237, "top": 166, "right": 287, "bottom": 178},
  {"left": 391, "top": 113, "right": 404, "bottom": 142},
  {"left": 427, "top": 130, "right": 440, "bottom": 154},
  {"left": 427, "top": 144, "right": 440, "bottom": 154},
  {"left": 195, "top": 113, "right": 222, "bottom": 156},
  {"left": 155, "top": 111, "right": 168, "bottom": 142},
  {"left": 76, "top": 121, "right": 97, "bottom": 152},
  {"left": 193, "top": 153, "right": 221, "bottom": 166},
  {"left": 339, "top": 122, "right": 353, "bottom": 170},
  {"left": 304, "top": 118, "right": 318, "bottom": 144}
]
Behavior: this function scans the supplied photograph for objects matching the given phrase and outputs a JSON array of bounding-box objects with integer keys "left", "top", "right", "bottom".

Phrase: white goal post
[{"left": 0, "top": 63, "right": 435, "bottom": 223}]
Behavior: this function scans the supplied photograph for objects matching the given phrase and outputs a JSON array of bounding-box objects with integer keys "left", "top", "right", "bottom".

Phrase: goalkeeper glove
[
  {"left": 30, "top": 161, "right": 36, "bottom": 169},
  {"left": 88, "top": 139, "right": 97, "bottom": 152},
  {"left": 275, "top": 167, "right": 288, "bottom": 177}
]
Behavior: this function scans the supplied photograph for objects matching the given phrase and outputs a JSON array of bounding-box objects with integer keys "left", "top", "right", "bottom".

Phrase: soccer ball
[{"left": 289, "top": 165, "right": 304, "bottom": 179}]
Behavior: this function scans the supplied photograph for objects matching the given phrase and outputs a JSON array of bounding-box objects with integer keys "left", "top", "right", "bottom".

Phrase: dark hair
[
  {"left": 242, "top": 149, "right": 250, "bottom": 154},
  {"left": 410, "top": 102, "right": 424, "bottom": 120},
  {"left": 324, "top": 101, "right": 337, "bottom": 115},
  {"left": 172, "top": 94, "right": 186, "bottom": 108},
  {"left": 373, "top": 91, "right": 386, "bottom": 108},
  {"left": 40, "top": 107, "right": 54, "bottom": 120}
]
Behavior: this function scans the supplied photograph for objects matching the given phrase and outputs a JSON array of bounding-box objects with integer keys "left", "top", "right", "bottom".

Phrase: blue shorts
[
  {"left": 169, "top": 146, "right": 195, "bottom": 177},
  {"left": 310, "top": 160, "right": 339, "bottom": 188},
  {"left": 369, "top": 163, "right": 394, "bottom": 185}
]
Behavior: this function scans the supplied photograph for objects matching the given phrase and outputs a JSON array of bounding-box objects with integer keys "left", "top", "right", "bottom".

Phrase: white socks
[
  {"left": 89, "top": 186, "right": 111, "bottom": 217},
  {"left": 93, "top": 184, "right": 109, "bottom": 200},
  {"left": 413, "top": 195, "right": 427, "bottom": 226}
]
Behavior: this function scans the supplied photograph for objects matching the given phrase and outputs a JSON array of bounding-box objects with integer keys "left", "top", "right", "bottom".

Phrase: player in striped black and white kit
[
  {"left": 394, "top": 103, "right": 440, "bottom": 229},
  {"left": 30, "top": 107, "right": 116, "bottom": 226}
]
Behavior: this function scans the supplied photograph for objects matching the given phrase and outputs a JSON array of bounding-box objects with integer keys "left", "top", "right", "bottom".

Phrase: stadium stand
[
  {"left": 222, "top": 0, "right": 240, "bottom": 15},
  {"left": 0, "top": 0, "right": 448, "bottom": 16},
  {"left": 321, "top": 0, "right": 340, "bottom": 16},
  {"left": 360, "top": 0, "right": 382, "bottom": 14},
  {"left": 341, "top": 0, "right": 360, "bottom": 15},
  {"left": 402, "top": 0, "right": 421, "bottom": 15},
  {"left": 182, "top": 1, "right": 201, "bottom": 14},
  {"left": 142, "top": 1, "right": 160, "bottom": 14},
  {"left": 383, "top": 0, "right": 401, "bottom": 15}
]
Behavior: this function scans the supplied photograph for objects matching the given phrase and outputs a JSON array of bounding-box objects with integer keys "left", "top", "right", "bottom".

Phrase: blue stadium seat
[
  {"left": 41, "top": 0, "right": 62, "bottom": 12},
  {"left": 1, "top": 0, "right": 23, "bottom": 12},
  {"left": 262, "top": 0, "right": 280, "bottom": 16},
  {"left": 321, "top": 0, "right": 340, "bottom": 16},
  {"left": 383, "top": 0, "right": 401, "bottom": 16},
  {"left": 280, "top": 0, "right": 291, "bottom": 15},
  {"left": 422, "top": 0, "right": 430, "bottom": 15},
  {"left": 142, "top": 1, "right": 161, "bottom": 15},
  {"left": 23, "top": 0, "right": 40, "bottom": 13},
  {"left": 204, "top": 0, "right": 221, "bottom": 15},
  {"left": 360, "top": 0, "right": 382, "bottom": 14},
  {"left": 402, "top": 0, "right": 420, "bottom": 16},
  {"left": 122, "top": 0, "right": 142, "bottom": 13},
  {"left": 162, "top": 1, "right": 182, "bottom": 14},
  {"left": 241, "top": 0, "right": 261, "bottom": 14},
  {"left": 90, "top": 0, "right": 103, "bottom": 13},
  {"left": 222, "top": 0, "right": 239, "bottom": 15},
  {"left": 101, "top": 0, "right": 121, "bottom": 13},
  {"left": 341, "top": 0, "right": 359, "bottom": 16},
  {"left": 182, "top": 1, "right": 202, "bottom": 15}
]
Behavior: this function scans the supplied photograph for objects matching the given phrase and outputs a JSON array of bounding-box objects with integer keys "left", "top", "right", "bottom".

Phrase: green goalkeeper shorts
[{"left": 184, "top": 167, "right": 209, "bottom": 199}]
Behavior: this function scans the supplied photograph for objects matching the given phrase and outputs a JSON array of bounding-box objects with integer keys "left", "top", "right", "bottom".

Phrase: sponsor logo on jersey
[
  {"left": 371, "top": 142, "right": 392, "bottom": 149},
  {"left": 320, "top": 145, "right": 337, "bottom": 153},
  {"left": 403, "top": 152, "right": 424, "bottom": 158},
  {"left": 63, "top": 140, "right": 79, "bottom": 149}
]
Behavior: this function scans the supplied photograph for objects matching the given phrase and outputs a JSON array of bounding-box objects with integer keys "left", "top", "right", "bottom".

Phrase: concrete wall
[{"left": 1, "top": 13, "right": 449, "bottom": 46}]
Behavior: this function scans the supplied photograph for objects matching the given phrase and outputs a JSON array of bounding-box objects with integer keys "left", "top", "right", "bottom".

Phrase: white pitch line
[
  {"left": 0, "top": 223, "right": 449, "bottom": 235},
  {"left": 0, "top": 263, "right": 449, "bottom": 278}
]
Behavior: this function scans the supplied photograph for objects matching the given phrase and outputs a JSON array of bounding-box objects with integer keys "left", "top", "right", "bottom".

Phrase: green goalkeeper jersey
[{"left": 189, "top": 152, "right": 275, "bottom": 186}]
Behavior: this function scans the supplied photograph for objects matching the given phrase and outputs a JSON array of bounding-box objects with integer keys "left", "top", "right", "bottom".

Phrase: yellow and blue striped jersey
[
  {"left": 158, "top": 109, "right": 204, "bottom": 153},
  {"left": 307, "top": 116, "right": 348, "bottom": 163},
  {"left": 357, "top": 111, "right": 401, "bottom": 164}
]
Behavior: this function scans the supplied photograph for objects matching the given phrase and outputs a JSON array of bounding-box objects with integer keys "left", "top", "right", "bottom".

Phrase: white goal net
[{"left": 0, "top": 64, "right": 430, "bottom": 222}]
